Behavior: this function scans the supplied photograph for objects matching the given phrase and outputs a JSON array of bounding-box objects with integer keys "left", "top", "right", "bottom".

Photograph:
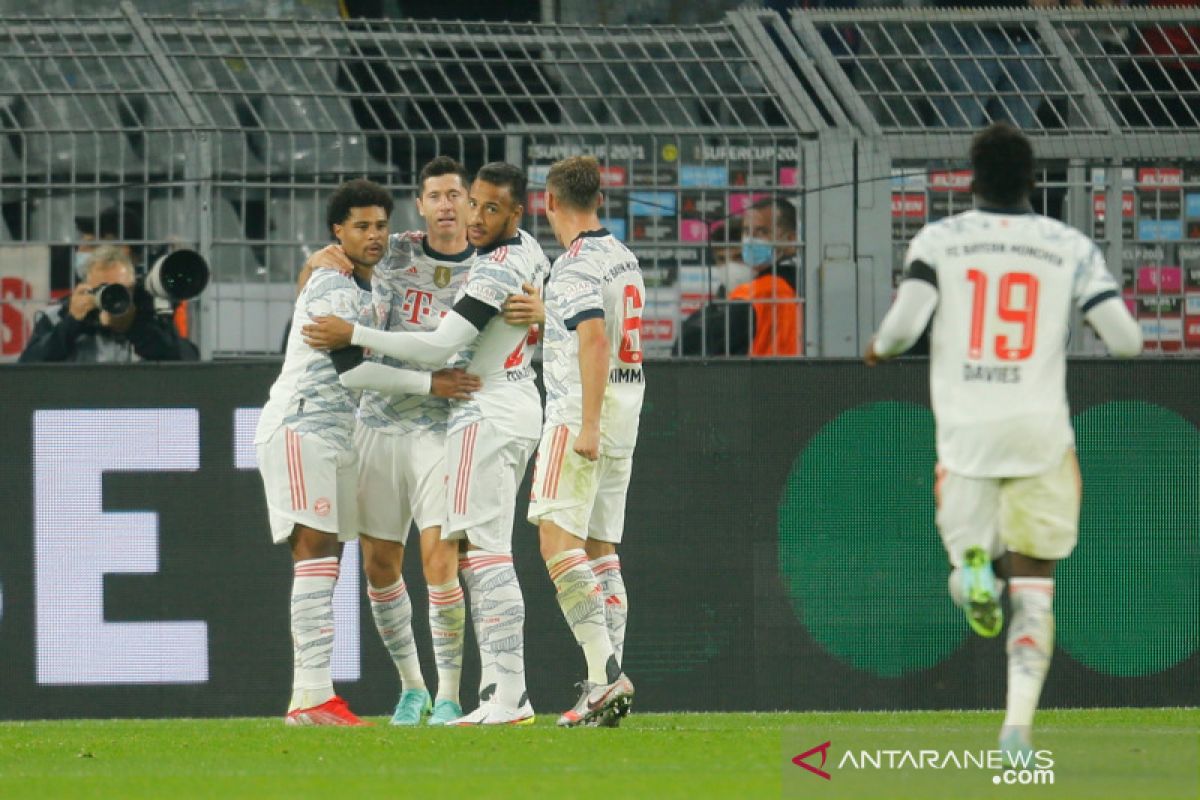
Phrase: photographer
[{"left": 19, "top": 246, "right": 199, "bottom": 363}]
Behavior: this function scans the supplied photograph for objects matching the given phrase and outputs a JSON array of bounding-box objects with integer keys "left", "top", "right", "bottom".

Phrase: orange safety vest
[{"left": 727, "top": 272, "right": 803, "bottom": 357}]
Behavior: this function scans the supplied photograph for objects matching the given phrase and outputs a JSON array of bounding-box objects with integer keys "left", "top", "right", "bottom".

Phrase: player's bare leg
[
  {"left": 420, "top": 527, "right": 466, "bottom": 724},
  {"left": 361, "top": 533, "right": 429, "bottom": 725},
  {"left": 999, "top": 552, "right": 1056, "bottom": 767},
  {"left": 284, "top": 526, "right": 366, "bottom": 726}
]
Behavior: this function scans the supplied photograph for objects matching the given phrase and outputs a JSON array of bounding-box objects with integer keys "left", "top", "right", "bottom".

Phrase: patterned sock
[
  {"left": 590, "top": 554, "right": 628, "bottom": 666},
  {"left": 289, "top": 557, "right": 339, "bottom": 712},
  {"left": 428, "top": 579, "right": 466, "bottom": 705},
  {"left": 471, "top": 552, "right": 528, "bottom": 711},
  {"left": 1002, "top": 578, "right": 1055, "bottom": 731},
  {"left": 368, "top": 577, "right": 425, "bottom": 692},
  {"left": 547, "top": 549, "right": 617, "bottom": 685},
  {"left": 459, "top": 553, "right": 497, "bottom": 704}
]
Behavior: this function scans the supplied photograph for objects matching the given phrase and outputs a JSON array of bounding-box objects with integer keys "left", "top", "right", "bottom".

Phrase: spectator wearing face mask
[
  {"left": 727, "top": 198, "right": 802, "bottom": 356},
  {"left": 677, "top": 198, "right": 803, "bottom": 357}
]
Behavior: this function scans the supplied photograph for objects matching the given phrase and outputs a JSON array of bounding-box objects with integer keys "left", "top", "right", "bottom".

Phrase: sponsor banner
[
  {"left": 892, "top": 194, "right": 927, "bottom": 219},
  {"left": 527, "top": 165, "right": 549, "bottom": 186},
  {"left": 1138, "top": 193, "right": 1182, "bottom": 219},
  {"left": 1138, "top": 220, "right": 1184, "bottom": 241},
  {"left": 630, "top": 191, "right": 677, "bottom": 218},
  {"left": 631, "top": 219, "right": 674, "bottom": 242},
  {"left": 680, "top": 192, "right": 726, "bottom": 219},
  {"left": 779, "top": 167, "right": 800, "bottom": 188},
  {"left": 1186, "top": 316, "right": 1200, "bottom": 347},
  {"left": 0, "top": 244, "right": 52, "bottom": 362},
  {"left": 1093, "top": 193, "right": 1135, "bottom": 219},
  {"left": 599, "top": 165, "right": 627, "bottom": 187},
  {"left": 679, "top": 219, "right": 710, "bottom": 243},
  {"left": 1186, "top": 194, "right": 1200, "bottom": 219},
  {"left": 1137, "top": 296, "right": 1182, "bottom": 317},
  {"left": 1137, "top": 167, "right": 1183, "bottom": 189},
  {"left": 600, "top": 218, "right": 626, "bottom": 241},
  {"left": 729, "top": 192, "right": 771, "bottom": 216},
  {"left": 630, "top": 165, "right": 677, "bottom": 187},
  {"left": 928, "top": 170, "right": 972, "bottom": 192},
  {"left": 1137, "top": 266, "right": 1183, "bottom": 294},
  {"left": 527, "top": 191, "right": 547, "bottom": 216},
  {"left": 680, "top": 165, "right": 729, "bottom": 188}
]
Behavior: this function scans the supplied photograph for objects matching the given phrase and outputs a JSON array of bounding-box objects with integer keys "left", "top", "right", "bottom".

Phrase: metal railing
[{"left": 0, "top": 5, "right": 1196, "bottom": 359}]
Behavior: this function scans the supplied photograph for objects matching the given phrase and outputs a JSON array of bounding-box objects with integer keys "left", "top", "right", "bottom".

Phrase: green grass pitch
[{"left": 0, "top": 708, "right": 1194, "bottom": 799}]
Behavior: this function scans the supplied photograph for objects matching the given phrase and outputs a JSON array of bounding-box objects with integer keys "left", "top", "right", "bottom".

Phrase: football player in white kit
[
  {"left": 302, "top": 157, "right": 483, "bottom": 726},
  {"left": 865, "top": 123, "right": 1141, "bottom": 763},
  {"left": 303, "top": 162, "right": 550, "bottom": 726},
  {"left": 525, "top": 156, "right": 641, "bottom": 728},
  {"left": 255, "top": 179, "right": 393, "bottom": 726}
]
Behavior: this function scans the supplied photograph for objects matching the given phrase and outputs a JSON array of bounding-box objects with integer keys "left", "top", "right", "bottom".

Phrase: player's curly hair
[
  {"left": 970, "top": 122, "right": 1035, "bottom": 207},
  {"left": 326, "top": 179, "right": 394, "bottom": 235},
  {"left": 547, "top": 156, "right": 601, "bottom": 211},
  {"left": 475, "top": 162, "right": 527, "bottom": 207},
  {"left": 418, "top": 156, "right": 468, "bottom": 196}
]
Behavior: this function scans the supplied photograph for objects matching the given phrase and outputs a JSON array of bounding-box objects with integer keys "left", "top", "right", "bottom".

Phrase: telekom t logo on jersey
[
  {"left": 402, "top": 289, "right": 435, "bottom": 324},
  {"left": 793, "top": 740, "right": 832, "bottom": 780}
]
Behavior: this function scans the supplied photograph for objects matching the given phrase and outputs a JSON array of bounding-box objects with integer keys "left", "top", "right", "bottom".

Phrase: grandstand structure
[{"left": 0, "top": 4, "right": 1196, "bottom": 358}]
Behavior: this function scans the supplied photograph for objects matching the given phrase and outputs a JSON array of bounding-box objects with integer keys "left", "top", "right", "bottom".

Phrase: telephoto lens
[
  {"left": 91, "top": 283, "right": 132, "bottom": 315},
  {"left": 145, "top": 250, "right": 209, "bottom": 301}
]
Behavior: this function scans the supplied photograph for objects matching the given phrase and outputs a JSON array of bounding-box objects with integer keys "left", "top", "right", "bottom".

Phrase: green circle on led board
[
  {"left": 1059, "top": 401, "right": 1200, "bottom": 676},
  {"left": 777, "top": 401, "right": 964, "bottom": 677}
]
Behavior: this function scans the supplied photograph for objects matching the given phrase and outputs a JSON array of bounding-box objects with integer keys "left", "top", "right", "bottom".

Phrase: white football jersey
[
  {"left": 357, "top": 231, "right": 474, "bottom": 434},
  {"left": 450, "top": 228, "right": 550, "bottom": 439},
  {"left": 905, "top": 209, "right": 1120, "bottom": 477},
  {"left": 255, "top": 268, "right": 374, "bottom": 451},
  {"left": 543, "top": 229, "right": 646, "bottom": 458}
]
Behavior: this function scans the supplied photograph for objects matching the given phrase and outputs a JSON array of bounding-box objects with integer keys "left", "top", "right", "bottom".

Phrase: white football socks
[
  {"left": 289, "top": 557, "right": 339, "bottom": 712},
  {"left": 548, "top": 549, "right": 617, "bottom": 685},
  {"left": 428, "top": 579, "right": 466, "bottom": 705},
  {"left": 590, "top": 554, "right": 628, "bottom": 666},
  {"left": 368, "top": 576, "right": 425, "bottom": 692},
  {"left": 468, "top": 552, "right": 528, "bottom": 711},
  {"left": 1002, "top": 577, "right": 1055, "bottom": 732}
]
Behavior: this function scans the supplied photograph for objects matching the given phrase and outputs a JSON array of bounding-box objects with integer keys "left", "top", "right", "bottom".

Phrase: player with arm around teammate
[
  {"left": 865, "top": 123, "right": 1141, "bottom": 763},
  {"left": 303, "top": 162, "right": 550, "bottom": 726},
  {"left": 254, "top": 179, "right": 398, "bottom": 726},
  {"left": 301, "top": 157, "right": 489, "bottom": 726}
]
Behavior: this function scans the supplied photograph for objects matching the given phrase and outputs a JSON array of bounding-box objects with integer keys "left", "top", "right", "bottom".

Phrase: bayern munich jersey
[
  {"left": 255, "top": 268, "right": 373, "bottom": 451},
  {"left": 905, "top": 209, "right": 1120, "bottom": 478},
  {"left": 450, "top": 228, "right": 550, "bottom": 439},
  {"left": 542, "top": 229, "right": 645, "bottom": 458},
  {"left": 357, "top": 231, "right": 474, "bottom": 434}
]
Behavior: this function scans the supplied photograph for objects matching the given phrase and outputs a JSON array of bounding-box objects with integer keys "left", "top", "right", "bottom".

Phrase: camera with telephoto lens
[
  {"left": 144, "top": 249, "right": 209, "bottom": 303},
  {"left": 89, "top": 249, "right": 210, "bottom": 319},
  {"left": 90, "top": 282, "right": 132, "bottom": 315}
]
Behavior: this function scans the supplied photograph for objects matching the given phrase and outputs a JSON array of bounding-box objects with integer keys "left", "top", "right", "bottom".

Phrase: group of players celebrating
[{"left": 254, "top": 154, "right": 644, "bottom": 728}]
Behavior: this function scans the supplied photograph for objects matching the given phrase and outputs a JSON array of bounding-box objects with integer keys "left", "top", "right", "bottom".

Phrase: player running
[
  {"left": 523, "top": 156, "right": 642, "bottom": 728},
  {"left": 865, "top": 123, "right": 1141, "bottom": 764},
  {"left": 303, "top": 162, "right": 550, "bottom": 726}
]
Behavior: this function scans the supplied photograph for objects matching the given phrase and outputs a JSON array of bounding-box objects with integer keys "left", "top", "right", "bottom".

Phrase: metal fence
[{"left": 0, "top": 4, "right": 1196, "bottom": 359}]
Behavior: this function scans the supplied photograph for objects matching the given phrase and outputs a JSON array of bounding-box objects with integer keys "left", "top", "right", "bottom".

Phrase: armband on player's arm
[
  {"left": 350, "top": 304, "right": 487, "bottom": 368},
  {"left": 1082, "top": 294, "right": 1142, "bottom": 358},
  {"left": 872, "top": 272, "right": 939, "bottom": 359}
]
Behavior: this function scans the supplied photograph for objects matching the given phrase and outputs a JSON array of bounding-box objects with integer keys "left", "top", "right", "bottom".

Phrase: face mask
[
  {"left": 741, "top": 239, "right": 774, "bottom": 269},
  {"left": 74, "top": 249, "right": 92, "bottom": 279},
  {"left": 721, "top": 260, "right": 753, "bottom": 290}
]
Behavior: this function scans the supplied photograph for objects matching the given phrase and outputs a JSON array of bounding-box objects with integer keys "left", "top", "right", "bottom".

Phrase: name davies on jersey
[
  {"left": 947, "top": 242, "right": 1064, "bottom": 266},
  {"left": 962, "top": 363, "right": 1022, "bottom": 384}
]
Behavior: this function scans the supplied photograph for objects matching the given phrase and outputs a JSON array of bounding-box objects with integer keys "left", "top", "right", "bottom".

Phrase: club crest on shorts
[
  {"left": 314, "top": 498, "right": 331, "bottom": 517},
  {"left": 435, "top": 266, "right": 452, "bottom": 288}
]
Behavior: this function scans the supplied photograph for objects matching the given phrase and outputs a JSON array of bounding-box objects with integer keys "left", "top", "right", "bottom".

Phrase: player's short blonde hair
[{"left": 546, "top": 156, "right": 601, "bottom": 211}]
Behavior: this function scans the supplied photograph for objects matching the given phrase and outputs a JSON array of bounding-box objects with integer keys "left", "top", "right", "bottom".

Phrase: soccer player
[
  {"left": 524, "top": 156, "right": 641, "bottom": 728},
  {"left": 254, "top": 179, "right": 393, "bottom": 726},
  {"left": 303, "top": 162, "right": 550, "bottom": 726},
  {"left": 865, "top": 123, "right": 1141, "bottom": 763},
  {"left": 303, "top": 156, "right": 481, "bottom": 726}
]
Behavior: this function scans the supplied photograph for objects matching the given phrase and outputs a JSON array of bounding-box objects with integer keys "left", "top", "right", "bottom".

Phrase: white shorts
[
  {"left": 442, "top": 419, "right": 537, "bottom": 554},
  {"left": 354, "top": 424, "right": 446, "bottom": 542},
  {"left": 256, "top": 426, "right": 359, "bottom": 544},
  {"left": 936, "top": 449, "right": 1081, "bottom": 566},
  {"left": 526, "top": 424, "right": 634, "bottom": 544}
]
